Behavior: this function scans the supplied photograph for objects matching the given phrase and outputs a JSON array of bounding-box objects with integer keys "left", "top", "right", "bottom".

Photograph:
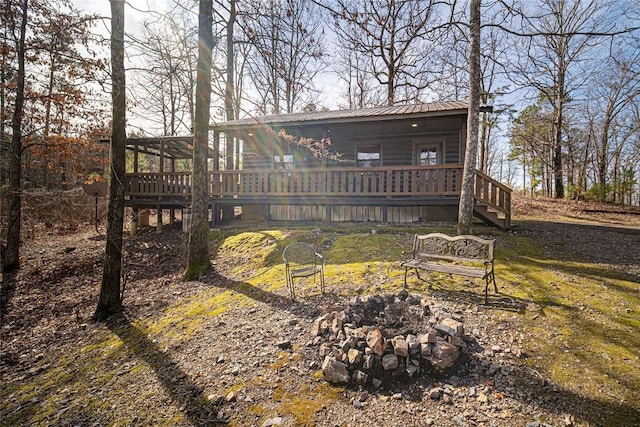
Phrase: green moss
[
  {"left": 487, "top": 227, "right": 640, "bottom": 421},
  {"left": 273, "top": 382, "right": 343, "bottom": 426},
  {"left": 184, "top": 262, "right": 210, "bottom": 281},
  {"left": 324, "top": 233, "right": 409, "bottom": 264},
  {"left": 248, "top": 403, "right": 268, "bottom": 417}
]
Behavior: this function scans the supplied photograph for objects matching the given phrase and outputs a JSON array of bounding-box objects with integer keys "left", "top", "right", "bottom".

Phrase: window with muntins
[{"left": 357, "top": 144, "right": 381, "bottom": 167}]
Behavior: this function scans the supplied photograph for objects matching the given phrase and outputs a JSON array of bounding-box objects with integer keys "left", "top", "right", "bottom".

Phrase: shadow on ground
[{"left": 107, "top": 314, "right": 225, "bottom": 425}]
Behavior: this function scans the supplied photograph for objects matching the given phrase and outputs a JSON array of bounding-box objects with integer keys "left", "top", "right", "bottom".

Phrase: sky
[{"left": 73, "top": 0, "right": 176, "bottom": 34}]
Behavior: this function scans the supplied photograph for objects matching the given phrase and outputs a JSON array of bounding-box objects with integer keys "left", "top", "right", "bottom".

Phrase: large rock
[
  {"left": 362, "top": 354, "right": 375, "bottom": 370},
  {"left": 434, "top": 323, "right": 456, "bottom": 337},
  {"left": 417, "top": 330, "right": 438, "bottom": 344},
  {"left": 322, "top": 356, "right": 350, "bottom": 384},
  {"left": 391, "top": 335, "right": 409, "bottom": 357},
  {"left": 406, "top": 334, "right": 419, "bottom": 352},
  {"left": 353, "top": 370, "right": 368, "bottom": 385},
  {"left": 366, "top": 328, "right": 387, "bottom": 356},
  {"left": 421, "top": 342, "right": 432, "bottom": 356},
  {"left": 382, "top": 354, "right": 398, "bottom": 370},
  {"left": 311, "top": 312, "right": 334, "bottom": 336},
  {"left": 440, "top": 317, "right": 464, "bottom": 337},
  {"left": 347, "top": 348, "right": 363, "bottom": 365},
  {"left": 430, "top": 341, "right": 460, "bottom": 370}
]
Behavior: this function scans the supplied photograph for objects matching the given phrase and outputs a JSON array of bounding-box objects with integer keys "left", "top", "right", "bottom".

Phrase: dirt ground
[{"left": 1, "top": 196, "right": 639, "bottom": 426}]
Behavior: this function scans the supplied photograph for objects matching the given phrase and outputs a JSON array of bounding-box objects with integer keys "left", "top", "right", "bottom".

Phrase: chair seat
[
  {"left": 291, "top": 265, "right": 321, "bottom": 278},
  {"left": 283, "top": 242, "right": 325, "bottom": 300}
]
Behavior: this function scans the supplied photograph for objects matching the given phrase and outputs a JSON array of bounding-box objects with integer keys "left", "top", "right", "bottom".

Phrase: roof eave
[{"left": 211, "top": 104, "right": 494, "bottom": 133}]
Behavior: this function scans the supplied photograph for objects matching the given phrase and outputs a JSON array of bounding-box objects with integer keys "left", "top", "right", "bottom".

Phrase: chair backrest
[{"left": 283, "top": 242, "right": 319, "bottom": 266}]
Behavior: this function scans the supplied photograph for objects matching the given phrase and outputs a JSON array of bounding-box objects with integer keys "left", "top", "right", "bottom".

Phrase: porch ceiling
[{"left": 125, "top": 135, "right": 216, "bottom": 160}]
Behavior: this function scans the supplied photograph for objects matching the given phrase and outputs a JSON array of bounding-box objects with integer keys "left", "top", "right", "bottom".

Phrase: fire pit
[{"left": 311, "top": 290, "right": 467, "bottom": 388}]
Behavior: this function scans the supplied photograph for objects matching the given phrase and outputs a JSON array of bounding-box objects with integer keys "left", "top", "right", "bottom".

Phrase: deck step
[{"left": 473, "top": 203, "right": 507, "bottom": 229}]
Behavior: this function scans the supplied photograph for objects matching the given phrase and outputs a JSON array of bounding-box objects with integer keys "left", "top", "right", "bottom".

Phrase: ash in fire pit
[{"left": 311, "top": 290, "right": 467, "bottom": 388}]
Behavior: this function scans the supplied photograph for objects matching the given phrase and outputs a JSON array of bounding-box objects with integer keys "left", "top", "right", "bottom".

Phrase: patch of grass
[
  {"left": 2, "top": 287, "right": 235, "bottom": 426},
  {"left": 490, "top": 228, "right": 640, "bottom": 423},
  {"left": 324, "top": 233, "right": 409, "bottom": 264},
  {"left": 271, "top": 382, "right": 343, "bottom": 426}
]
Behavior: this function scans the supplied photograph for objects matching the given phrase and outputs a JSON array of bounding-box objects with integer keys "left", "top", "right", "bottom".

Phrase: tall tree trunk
[
  {"left": 457, "top": 0, "right": 480, "bottom": 235},
  {"left": 553, "top": 57, "right": 565, "bottom": 199},
  {"left": 3, "top": 0, "right": 28, "bottom": 271},
  {"left": 94, "top": 0, "right": 126, "bottom": 320},
  {"left": 597, "top": 101, "right": 615, "bottom": 202},
  {"left": 566, "top": 143, "right": 575, "bottom": 199},
  {"left": 185, "top": 0, "right": 213, "bottom": 280},
  {"left": 225, "top": 0, "right": 236, "bottom": 169},
  {"left": 387, "top": 65, "right": 395, "bottom": 107}
]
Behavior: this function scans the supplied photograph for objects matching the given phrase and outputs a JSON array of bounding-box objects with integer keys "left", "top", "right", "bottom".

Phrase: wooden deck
[{"left": 124, "top": 165, "right": 511, "bottom": 227}]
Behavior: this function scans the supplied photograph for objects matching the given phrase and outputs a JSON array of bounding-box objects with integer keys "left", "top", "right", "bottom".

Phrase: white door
[
  {"left": 415, "top": 144, "right": 441, "bottom": 192},
  {"left": 416, "top": 145, "right": 440, "bottom": 166}
]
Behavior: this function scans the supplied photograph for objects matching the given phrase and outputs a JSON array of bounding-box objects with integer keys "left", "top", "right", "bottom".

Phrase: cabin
[{"left": 123, "top": 101, "right": 511, "bottom": 229}]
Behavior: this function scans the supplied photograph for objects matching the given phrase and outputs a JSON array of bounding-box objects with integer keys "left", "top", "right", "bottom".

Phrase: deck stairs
[
  {"left": 472, "top": 170, "right": 512, "bottom": 230},
  {"left": 473, "top": 203, "right": 507, "bottom": 229}
]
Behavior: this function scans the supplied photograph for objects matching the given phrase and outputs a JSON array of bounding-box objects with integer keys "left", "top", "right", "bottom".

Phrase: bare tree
[
  {"left": 329, "top": 0, "right": 450, "bottom": 106},
  {"left": 241, "top": 0, "right": 324, "bottom": 114},
  {"left": 223, "top": 0, "right": 236, "bottom": 122},
  {"left": 185, "top": 0, "right": 213, "bottom": 280},
  {"left": 508, "top": 102, "right": 554, "bottom": 196},
  {"left": 132, "top": 12, "right": 198, "bottom": 136},
  {"left": 505, "top": 0, "right": 631, "bottom": 199},
  {"left": 591, "top": 52, "right": 640, "bottom": 202},
  {"left": 438, "top": 2, "right": 514, "bottom": 173},
  {"left": 94, "top": 0, "right": 126, "bottom": 320},
  {"left": 222, "top": 0, "right": 237, "bottom": 172},
  {"left": 333, "top": 30, "right": 384, "bottom": 109}
]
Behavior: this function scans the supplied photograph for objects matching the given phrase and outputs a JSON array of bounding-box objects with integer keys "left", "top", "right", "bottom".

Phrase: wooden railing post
[{"left": 473, "top": 169, "right": 512, "bottom": 228}]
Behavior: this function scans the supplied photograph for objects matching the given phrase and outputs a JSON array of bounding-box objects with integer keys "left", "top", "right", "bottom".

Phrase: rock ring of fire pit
[{"left": 311, "top": 291, "right": 467, "bottom": 388}]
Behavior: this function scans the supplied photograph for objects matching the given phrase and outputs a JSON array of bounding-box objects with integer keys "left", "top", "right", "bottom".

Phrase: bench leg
[
  {"left": 484, "top": 276, "right": 489, "bottom": 305},
  {"left": 484, "top": 271, "right": 497, "bottom": 304},
  {"left": 403, "top": 267, "right": 408, "bottom": 288}
]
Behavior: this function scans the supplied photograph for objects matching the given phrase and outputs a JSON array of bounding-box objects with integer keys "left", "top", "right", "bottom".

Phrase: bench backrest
[{"left": 412, "top": 233, "right": 494, "bottom": 264}]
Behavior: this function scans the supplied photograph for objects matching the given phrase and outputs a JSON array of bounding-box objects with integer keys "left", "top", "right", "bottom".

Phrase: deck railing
[
  {"left": 124, "top": 166, "right": 511, "bottom": 219},
  {"left": 208, "top": 165, "right": 464, "bottom": 198},
  {"left": 125, "top": 172, "right": 192, "bottom": 196}
]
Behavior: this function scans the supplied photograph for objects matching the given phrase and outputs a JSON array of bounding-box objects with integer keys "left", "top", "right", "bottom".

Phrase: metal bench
[
  {"left": 401, "top": 233, "right": 497, "bottom": 303},
  {"left": 283, "top": 242, "right": 325, "bottom": 300}
]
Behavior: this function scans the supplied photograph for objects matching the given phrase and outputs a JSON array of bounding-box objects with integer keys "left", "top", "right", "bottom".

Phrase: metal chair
[{"left": 282, "top": 242, "right": 325, "bottom": 300}]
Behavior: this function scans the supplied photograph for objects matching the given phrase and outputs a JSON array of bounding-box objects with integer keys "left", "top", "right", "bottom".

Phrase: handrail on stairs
[{"left": 474, "top": 169, "right": 512, "bottom": 229}]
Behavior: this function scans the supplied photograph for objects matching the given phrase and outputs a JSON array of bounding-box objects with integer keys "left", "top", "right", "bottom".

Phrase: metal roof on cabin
[{"left": 211, "top": 100, "right": 482, "bottom": 131}]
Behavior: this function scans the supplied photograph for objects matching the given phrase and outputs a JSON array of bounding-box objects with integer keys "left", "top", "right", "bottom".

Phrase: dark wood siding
[
  {"left": 238, "top": 114, "right": 465, "bottom": 171},
  {"left": 445, "top": 135, "right": 460, "bottom": 163}
]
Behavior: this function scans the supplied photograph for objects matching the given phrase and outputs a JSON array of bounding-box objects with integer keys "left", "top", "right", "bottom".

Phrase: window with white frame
[
  {"left": 274, "top": 154, "right": 294, "bottom": 169},
  {"left": 357, "top": 144, "right": 381, "bottom": 167}
]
